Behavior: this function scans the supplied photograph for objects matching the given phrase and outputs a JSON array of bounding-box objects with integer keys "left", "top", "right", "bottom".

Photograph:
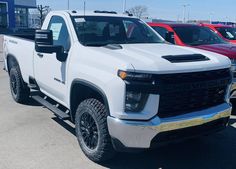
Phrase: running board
[{"left": 32, "top": 95, "right": 70, "bottom": 120}]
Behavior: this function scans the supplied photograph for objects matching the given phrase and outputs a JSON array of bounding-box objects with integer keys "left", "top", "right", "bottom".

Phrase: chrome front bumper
[{"left": 107, "top": 103, "right": 231, "bottom": 149}]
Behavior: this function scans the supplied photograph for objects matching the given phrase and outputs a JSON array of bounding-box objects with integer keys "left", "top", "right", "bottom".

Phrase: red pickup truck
[
  {"left": 149, "top": 23, "right": 236, "bottom": 59},
  {"left": 149, "top": 22, "right": 236, "bottom": 96},
  {"left": 201, "top": 23, "right": 236, "bottom": 44}
]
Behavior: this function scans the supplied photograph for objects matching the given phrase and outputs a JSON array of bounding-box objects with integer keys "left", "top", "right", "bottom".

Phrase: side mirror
[
  {"left": 35, "top": 29, "right": 53, "bottom": 46},
  {"left": 35, "top": 30, "right": 67, "bottom": 62},
  {"left": 165, "top": 32, "right": 175, "bottom": 44}
]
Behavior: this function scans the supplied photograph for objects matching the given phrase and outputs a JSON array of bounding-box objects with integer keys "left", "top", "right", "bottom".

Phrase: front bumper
[{"left": 107, "top": 103, "right": 231, "bottom": 149}]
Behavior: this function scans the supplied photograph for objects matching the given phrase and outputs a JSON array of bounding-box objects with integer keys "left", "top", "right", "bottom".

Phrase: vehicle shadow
[
  {"left": 229, "top": 118, "right": 236, "bottom": 125},
  {"left": 100, "top": 126, "right": 236, "bottom": 169},
  {"left": 52, "top": 116, "right": 236, "bottom": 169},
  {"left": 24, "top": 98, "right": 42, "bottom": 107},
  {"left": 52, "top": 117, "right": 76, "bottom": 136}
]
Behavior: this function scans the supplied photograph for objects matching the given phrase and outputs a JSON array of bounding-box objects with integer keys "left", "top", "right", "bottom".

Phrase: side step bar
[{"left": 32, "top": 95, "right": 70, "bottom": 120}]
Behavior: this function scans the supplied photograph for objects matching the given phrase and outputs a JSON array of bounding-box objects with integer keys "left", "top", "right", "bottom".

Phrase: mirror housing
[
  {"left": 35, "top": 29, "right": 53, "bottom": 46},
  {"left": 35, "top": 30, "right": 67, "bottom": 62},
  {"left": 165, "top": 32, "right": 175, "bottom": 44}
]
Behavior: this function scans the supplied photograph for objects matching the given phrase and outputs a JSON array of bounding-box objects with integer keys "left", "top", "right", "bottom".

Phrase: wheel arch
[
  {"left": 6, "top": 54, "right": 20, "bottom": 74},
  {"left": 69, "top": 79, "right": 111, "bottom": 122}
]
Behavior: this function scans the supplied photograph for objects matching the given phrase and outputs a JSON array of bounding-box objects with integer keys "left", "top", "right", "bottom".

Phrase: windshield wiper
[
  {"left": 103, "top": 44, "right": 123, "bottom": 50},
  {"left": 84, "top": 43, "right": 108, "bottom": 47},
  {"left": 84, "top": 42, "right": 123, "bottom": 49}
]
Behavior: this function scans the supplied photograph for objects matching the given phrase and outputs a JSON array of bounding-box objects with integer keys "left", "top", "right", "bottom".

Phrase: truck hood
[
  {"left": 89, "top": 43, "right": 231, "bottom": 74},
  {"left": 194, "top": 43, "right": 236, "bottom": 59}
]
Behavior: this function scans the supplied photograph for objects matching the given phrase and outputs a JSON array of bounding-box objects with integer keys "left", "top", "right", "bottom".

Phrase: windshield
[
  {"left": 217, "top": 27, "right": 236, "bottom": 40},
  {"left": 72, "top": 16, "right": 164, "bottom": 46},
  {"left": 173, "top": 26, "right": 226, "bottom": 46}
]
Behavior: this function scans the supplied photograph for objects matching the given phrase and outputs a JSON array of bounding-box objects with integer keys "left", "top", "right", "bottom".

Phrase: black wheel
[
  {"left": 75, "top": 99, "right": 116, "bottom": 162},
  {"left": 9, "top": 67, "right": 30, "bottom": 104}
]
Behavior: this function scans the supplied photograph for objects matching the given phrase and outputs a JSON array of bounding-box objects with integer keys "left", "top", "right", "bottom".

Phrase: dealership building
[{"left": 0, "top": 0, "right": 36, "bottom": 29}]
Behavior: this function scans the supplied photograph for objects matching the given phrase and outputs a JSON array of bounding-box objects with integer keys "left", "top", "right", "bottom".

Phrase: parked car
[
  {"left": 149, "top": 22, "right": 236, "bottom": 96},
  {"left": 201, "top": 23, "right": 236, "bottom": 44},
  {"left": 3, "top": 11, "right": 233, "bottom": 163}
]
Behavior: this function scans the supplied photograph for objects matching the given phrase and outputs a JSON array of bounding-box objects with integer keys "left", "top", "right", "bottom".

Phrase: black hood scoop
[{"left": 162, "top": 54, "right": 210, "bottom": 63}]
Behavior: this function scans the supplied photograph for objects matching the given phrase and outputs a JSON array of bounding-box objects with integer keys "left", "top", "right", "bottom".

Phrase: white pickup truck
[{"left": 3, "top": 10, "right": 233, "bottom": 162}]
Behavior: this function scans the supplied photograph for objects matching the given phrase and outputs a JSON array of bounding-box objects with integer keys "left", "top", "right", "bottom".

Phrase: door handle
[{"left": 37, "top": 53, "right": 44, "bottom": 57}]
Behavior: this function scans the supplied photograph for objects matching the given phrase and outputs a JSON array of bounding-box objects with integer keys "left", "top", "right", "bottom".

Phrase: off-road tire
[
  {"left": 9, "top": 67, "right": 30, "bottom": 103},
  {"left": 75, "top": 99, "right": 116, "bottom": 162}
]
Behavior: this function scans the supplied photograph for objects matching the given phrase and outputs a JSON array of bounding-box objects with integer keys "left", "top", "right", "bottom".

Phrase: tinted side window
[
  {"left": 173, "top": 26, "right": 224, "bottom": 45},
  {"left": 217, "top": 27, "right": 236, "bottom": 40},
  {"left": 152, "top": 26, "right": 169, "bottom": 39},
  {"left": 48, "top": 16, "right": 71, "bottom": 51}
]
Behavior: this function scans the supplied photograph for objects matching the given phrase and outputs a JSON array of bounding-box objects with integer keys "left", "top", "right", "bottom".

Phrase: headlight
[
  {"left": 125, "top": 91, "right": 148, "bottom": 112},
  {"left": 118, "top": 70, "right": 152, "bottom": 112}
]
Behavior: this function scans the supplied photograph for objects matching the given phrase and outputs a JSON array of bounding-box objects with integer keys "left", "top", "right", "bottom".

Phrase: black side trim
[
  {"left": 162, "top": 54, "right": 210, "bottom": 63},
  {"left": 70, "top": 79, "right": 111, "bottom": 116}
]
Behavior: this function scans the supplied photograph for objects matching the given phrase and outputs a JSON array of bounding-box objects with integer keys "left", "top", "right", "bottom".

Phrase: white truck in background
[{"left": 3, "top": 10, "right": 233, "bottom": 162}]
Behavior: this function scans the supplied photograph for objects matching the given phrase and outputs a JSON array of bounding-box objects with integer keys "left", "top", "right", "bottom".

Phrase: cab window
[{"left": 48, "top": 16, "right": 71, "bottom": 51}]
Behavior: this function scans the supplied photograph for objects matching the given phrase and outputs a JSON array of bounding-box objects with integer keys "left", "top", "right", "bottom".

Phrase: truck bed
[
  {"left": 2, "top": 29, "right": 35, "bottom": 41},
  {"left": 4, "top": 34, "right": 35, "bottom": 83}
]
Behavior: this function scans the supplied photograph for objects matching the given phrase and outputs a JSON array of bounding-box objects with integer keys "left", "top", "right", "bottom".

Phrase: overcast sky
[{"left": 37, "top": 0, "right": 236, "bottom": 22}]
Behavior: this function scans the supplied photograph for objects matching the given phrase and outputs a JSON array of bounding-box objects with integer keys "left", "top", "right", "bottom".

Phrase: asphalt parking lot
[{"left": 0, "top": 59, "right": 236, "bottom": 169}]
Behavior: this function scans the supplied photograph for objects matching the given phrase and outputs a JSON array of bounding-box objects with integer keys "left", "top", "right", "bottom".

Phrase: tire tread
[
  {"left": 9, "top": 67, "right": 30, "bottom": 104},
  {"left": 75, "top": 98, "right": 116, "bottom": 162}
]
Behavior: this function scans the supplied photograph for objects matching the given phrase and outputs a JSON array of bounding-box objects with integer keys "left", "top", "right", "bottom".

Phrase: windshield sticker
[
  {"left": 226, "top": 31, "right": 234, "bottom": 39},
  {"left": 75, "top": 18, "right": 86, "bottom": 23},
  {"left": 50, "top": 23, "right": 62, "bottom": 40}
]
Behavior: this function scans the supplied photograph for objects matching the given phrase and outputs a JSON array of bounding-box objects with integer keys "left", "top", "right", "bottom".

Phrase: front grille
[{"left": 156, "top": 69, "right": 232, "bottom": 118}]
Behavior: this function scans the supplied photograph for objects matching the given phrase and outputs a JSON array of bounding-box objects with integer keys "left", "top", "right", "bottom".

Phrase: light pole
[
  {"left": 84, "top": 0, "right": 86, "bottom": 15},
  {"left": 225, "top": 16, "right": 229, "bottom": 24},
  {"left": 182, "top": 4, "right": 190, "bottom": 23},
  {"left": 123, "top": 0, "right": 127, "bottom": 13},
  {"left": 209, "top": 12, "right": 214, "bottom": 24},
  {"left": 67, "top": 0, "right": 70, "bottom": 10}
]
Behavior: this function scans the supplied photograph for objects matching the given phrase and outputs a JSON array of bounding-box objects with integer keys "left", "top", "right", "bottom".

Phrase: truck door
[{"left": 34, "top": 15, "right": 71, "bottom": 105}]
